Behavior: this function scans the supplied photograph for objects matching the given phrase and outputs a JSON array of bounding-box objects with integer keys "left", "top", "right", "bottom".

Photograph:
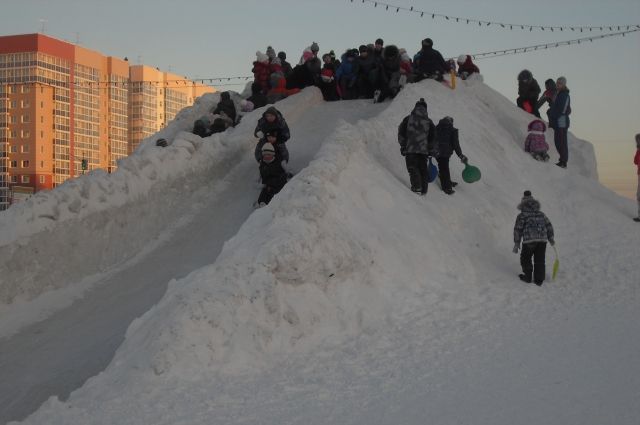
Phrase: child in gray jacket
[{"left": 513, "top": 190, "right": 555, "bottom": 286}]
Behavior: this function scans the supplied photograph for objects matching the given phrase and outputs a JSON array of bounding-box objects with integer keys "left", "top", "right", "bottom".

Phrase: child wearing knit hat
[{"left": 513, "top": 190, "right": 555, "bottom": 285}]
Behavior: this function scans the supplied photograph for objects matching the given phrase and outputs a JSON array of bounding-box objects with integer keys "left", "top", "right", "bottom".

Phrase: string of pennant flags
[
  {"left": 470, "top": 27, "right": 640, "bottom": 60},
  {"left": 350, "top": 0, "right": 640, "bottom": 33},
  {"left": 1, "top": 27, "right": 638, "bottom": 89}
]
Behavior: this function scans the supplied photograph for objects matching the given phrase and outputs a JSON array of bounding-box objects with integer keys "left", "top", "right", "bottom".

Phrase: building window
[
  {"left": 10, "top": 160, "right": 17, "bottom": 167},
  {"left": 21, "top": 85, "right": 30, "bottom": 94},
  {"left": 39, "top": 175, "right": 45, "bottom": 184},
  {"left": 22, "top": 160, "right": 30, "bottom": 168},
  {"left": 21, "top": 145, "right": 29, "bottom": 153},
  {"left": 40, "top": 161, "right": 44, "bottom": 168},
  {"left": 11, "top": 175, "right": 17, "bottom": 183},
  {"left": 21, "top": 130, "right": 30, "bottom": 139},
  {"left": 11, "top": 100, "right": 17, "bottom": 108},
  {"left": 41, "top": 101, "right": 44, "bottom": 108},
  {"left": 21, "top": 100, "right": 30, "bottom": 108},
  {"left": 40, "top": 130, "right": 44, "bottom": 138},
  {"left": 9, "top": 130, "right": 17, "bottom": 139},
  {"left": 40, "top": 146, "right": 44, "bottom": 153},
  {"left": 21, "top": 175, "right": 30, "bottom": 183},
  {"left": 21, "top": 115, "right": 30, "bottom": 123},
  {"left": 10, "top": 145, "right": 17, "bottom": 153},
  {"left": 41, "top": 116, "right": 44, "bottom": 123},
  {"left": 10, "top": 115, "right": 17, "bottom": 124}
]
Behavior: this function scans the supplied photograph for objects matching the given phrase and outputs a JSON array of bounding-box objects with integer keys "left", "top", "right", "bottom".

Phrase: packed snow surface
[{"left": 1, "top": 79, "right": 638, "bottom": 425}]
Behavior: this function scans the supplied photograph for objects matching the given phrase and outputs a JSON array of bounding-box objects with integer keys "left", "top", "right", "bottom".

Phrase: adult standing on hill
[
  {"left": 398, "top": 98, "right": 437, "bottom": 195},
  {"left": 548, "top": 76, "right": 571, "bottom": 168}
]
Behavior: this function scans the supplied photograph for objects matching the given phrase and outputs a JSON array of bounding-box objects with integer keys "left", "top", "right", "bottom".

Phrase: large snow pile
[{"left": 8, "top": 79, "right": 640, "bottom": 424}]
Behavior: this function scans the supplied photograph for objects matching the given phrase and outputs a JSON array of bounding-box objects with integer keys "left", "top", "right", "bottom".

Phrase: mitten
[
  {"left": 513, "top": 243, "right": 519, "bottom": 253},
  {"left": 255, "top": 130, "right": 264, "bottom": 139},
  {"left": 460, "top": 155, "right": 468, "bottom": 164},
  {"left": 400, "top": 148, "right": 406, "bottom": 157}
]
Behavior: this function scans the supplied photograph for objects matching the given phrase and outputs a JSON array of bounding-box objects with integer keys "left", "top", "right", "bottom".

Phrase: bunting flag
[
  {"left": 1, "top": 27, "right": 638, "bottom": 91},
  {"left": 349, "top": 0, "right": 640, "bottom": 33}
]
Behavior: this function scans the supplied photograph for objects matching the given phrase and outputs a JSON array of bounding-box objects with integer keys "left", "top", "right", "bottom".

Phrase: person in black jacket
[
  {"left": 356, "top": 45, "right": 378, "bottom": 99},
  {"left": 212, "top": 91, "right": 237, "bottom": 125},
  {"left": 413, "top": 38, "right": 447, "bottom": 82},
  {"left": 255, "top": 138, "right": 288, "bottom": 208},
  {"left": 254, "top": 108, "right": 291, "bottom": 163},
  {"left": 516, "top": 69, "right": 541, "bottom": 118},
  {"left": 434, "top": 116, "right": 468, "bottom": 195},
  {"left": 278, "top": 51, "right": 293, "bottom": 79},
  {"left": 247, "top": 82, "right": 268, "bottom": 110},
  {"left": 376, "top": 44, "right": 402, "bottom": 102}
]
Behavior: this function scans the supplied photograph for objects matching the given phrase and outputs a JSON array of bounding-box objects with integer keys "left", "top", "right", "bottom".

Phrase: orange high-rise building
[{"left": 0, "top": 33, "right": 214, "bottom": 210}]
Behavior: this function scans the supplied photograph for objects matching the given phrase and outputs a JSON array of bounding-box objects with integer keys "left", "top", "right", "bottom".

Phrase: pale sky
[{"left": 2, "top": 0, "right": 639, "bottom": 197}]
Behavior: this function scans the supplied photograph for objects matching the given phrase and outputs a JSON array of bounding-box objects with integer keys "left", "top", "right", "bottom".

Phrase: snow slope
[{"left": 4, "top": 79, "right": 640, "bottom": 424}]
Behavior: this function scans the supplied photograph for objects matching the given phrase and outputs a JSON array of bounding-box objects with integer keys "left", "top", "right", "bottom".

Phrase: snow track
[{"left": 0, "top": 88, "right": 385, "bottom": 423}]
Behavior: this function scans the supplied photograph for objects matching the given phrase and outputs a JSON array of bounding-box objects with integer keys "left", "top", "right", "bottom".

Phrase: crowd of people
[{"left": 174, "top": 36, "right": 638, "bottom": 283}]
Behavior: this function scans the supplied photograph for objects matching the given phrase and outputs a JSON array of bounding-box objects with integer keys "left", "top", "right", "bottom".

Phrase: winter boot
[
  {"left": 633, "top": 217, "right": 640, "bottom": 222},
  {"left": 519, "top": 274, "right": 532, "bottom": 283}
]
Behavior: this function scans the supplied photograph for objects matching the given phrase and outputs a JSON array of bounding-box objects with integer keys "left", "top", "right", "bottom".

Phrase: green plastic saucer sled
[{"left": 461, "top": 163, "right": 481, "bottom": 183}]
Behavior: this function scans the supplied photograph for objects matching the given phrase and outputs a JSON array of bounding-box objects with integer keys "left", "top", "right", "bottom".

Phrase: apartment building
[{"left": 0, "top": 33, "right": 214, "bottom": 210}]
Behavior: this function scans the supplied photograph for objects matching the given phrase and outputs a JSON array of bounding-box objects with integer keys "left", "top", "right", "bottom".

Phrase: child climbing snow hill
[
  {"left": 524, "top": 119, "right": 550, "bottom": 162},
  {"left": 513, "top": 190, "right": 555, "bottom": 286}
]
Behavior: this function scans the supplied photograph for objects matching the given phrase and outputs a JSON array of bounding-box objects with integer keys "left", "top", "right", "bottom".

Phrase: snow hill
[{"left": 1, "top": 78, "right": 639, "bottom": 425}]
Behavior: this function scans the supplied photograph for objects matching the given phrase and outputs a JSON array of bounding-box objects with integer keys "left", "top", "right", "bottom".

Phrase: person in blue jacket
[
  {"left": 548, "top": 76, "right": 571, "bottom": 168},
  {"left": 335, "top": 49, "right": 360, "bottom": 100}
]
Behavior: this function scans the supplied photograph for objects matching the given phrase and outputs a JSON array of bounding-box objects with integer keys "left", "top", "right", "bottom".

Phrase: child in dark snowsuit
[
  {"left": 517, "top": 69, "right": 541, "bottom": 118},
  {"left": 435, "top": 116, "right": 468, "bottom": 195},
  {"left": 212, "top": 91, "right": 237, "bottom": 126},
  {"left": 254, "top": 106, "right": 291, "bottom": 163},
  {"left": 524, "top": 119, "right": 550, "bottom": 161},
  {"left": 513, "top": 190, "right": 555, "bottom": 286},
  {"left": 398, "top": 98, "right": 437, "bottom": 195},
  {"left": 256, "top": 142, "right": 288, "bottom": 207}
]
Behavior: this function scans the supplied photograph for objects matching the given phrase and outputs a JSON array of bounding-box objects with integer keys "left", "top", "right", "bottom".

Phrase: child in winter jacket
[
  {"left": 254, "top": 106, "right": 290, "bottom": 161},
  {"left": 524, "top": 119, "right": 550, "bottom": 161},
  {"left": 634, "top": 133, "right": 640, "bottom": 222},
  {"left": 319, "top": 54, "right": 338, "bottom": 101},
  {"left": 255, "top": 142, "right": 288, "bottom": 208},
  {"left": 513, "top": 190, "right": 555, "bottom": 286},
  {"left": 434, "top": 116, "right": 468, "bottom": 194},
  {"left": 252, "top": 51, "right": 271, "bottom": 95},
  {"left": 456, "top": 54, "right": 480, "bottom": 80}
]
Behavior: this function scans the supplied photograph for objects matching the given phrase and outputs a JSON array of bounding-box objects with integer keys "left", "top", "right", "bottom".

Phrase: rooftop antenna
[
  {"left": 38, "top": 18, "right": 47, "bottom": 34},
  {"left": 75, "top": 32, "right": 80, "bottom": 44}
]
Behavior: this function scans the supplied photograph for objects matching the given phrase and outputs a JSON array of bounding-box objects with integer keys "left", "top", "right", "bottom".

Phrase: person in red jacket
[
  {"left": 456, "top": 54, "right": 480, "bottom": 80},
  {"left": 252, "top": 51, "right": 271, "bottom": 94},
  {"left": 634, "top": 133, "right": 640, "bottom": 222}
]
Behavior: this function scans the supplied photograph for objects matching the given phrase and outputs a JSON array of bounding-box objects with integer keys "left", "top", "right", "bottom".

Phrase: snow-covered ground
[{"left": 1, "top": 79, "right": 638, "bottom": 425}]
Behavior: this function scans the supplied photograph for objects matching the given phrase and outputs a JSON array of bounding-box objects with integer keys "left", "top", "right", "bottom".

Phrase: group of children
[
  {"left": 520, "top": 74, "right": 572, "bottom": 169},
  {"left": 249, "top": 38, "right": 480, "bottom": 104}
]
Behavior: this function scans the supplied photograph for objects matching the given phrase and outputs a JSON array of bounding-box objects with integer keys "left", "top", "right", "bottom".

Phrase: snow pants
[
  {"left": 554, "top": 127, "right": 569, "bottom": 166},
  {"left": 437, "top": 156, "right": 453, "bottom": 192},
  {"left": 257, "top": 181, "right": 286, "bottom": 205},
  {"left": 520, "top": 242, "right": 547, "bottom": 284},
  {"left": 405, "top": 153, "right": 429, "bottom": 194}
]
